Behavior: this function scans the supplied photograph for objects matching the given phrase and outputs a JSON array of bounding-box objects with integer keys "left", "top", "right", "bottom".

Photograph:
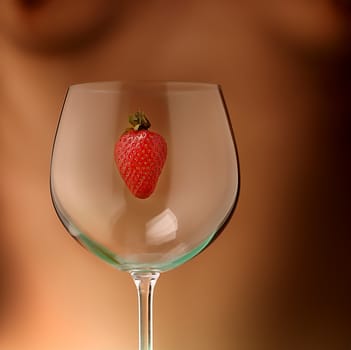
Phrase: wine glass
[{"left": 50, "top": 81, "right": 240, "bottom": 350}]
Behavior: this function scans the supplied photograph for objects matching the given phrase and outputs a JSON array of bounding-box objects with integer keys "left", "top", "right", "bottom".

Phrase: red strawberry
[{"left": 114, "top": 111, "right": 167, "bottom": 199}]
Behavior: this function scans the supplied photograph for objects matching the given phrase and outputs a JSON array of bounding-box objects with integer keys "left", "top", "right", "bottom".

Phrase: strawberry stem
[{"left": 128, "top": 111, "right": 151, "bottom": 131}]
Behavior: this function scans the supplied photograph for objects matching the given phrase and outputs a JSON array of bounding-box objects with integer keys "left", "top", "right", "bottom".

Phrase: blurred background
[{"left": 0, "top": 0, "right": 350, "bottom": 349}]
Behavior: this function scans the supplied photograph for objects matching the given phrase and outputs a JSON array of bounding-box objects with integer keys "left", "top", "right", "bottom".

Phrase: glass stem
[{"left": 131, "top": 271, "right": 160, "bottom": 350}]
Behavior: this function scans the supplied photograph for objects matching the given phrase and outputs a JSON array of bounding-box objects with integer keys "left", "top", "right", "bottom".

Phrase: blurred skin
[
  {"left": 242, "top": 0, "right": 351, "bottom": 52},
  {"left": 0, "top": 0, "right": 122, "bottom": 52},
  {"left": 0, "top": 0, "right": 350, "bottom": 349}
]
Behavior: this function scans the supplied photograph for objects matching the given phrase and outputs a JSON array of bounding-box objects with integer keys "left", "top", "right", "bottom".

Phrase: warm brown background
[{"left": 0, "top": 1, "right": 350, "bottom": 349}]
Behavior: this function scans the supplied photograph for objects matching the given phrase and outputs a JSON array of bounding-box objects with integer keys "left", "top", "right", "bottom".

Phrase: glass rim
[{"left": 68, "top": 80, "right": 222, "bottom": 93}]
